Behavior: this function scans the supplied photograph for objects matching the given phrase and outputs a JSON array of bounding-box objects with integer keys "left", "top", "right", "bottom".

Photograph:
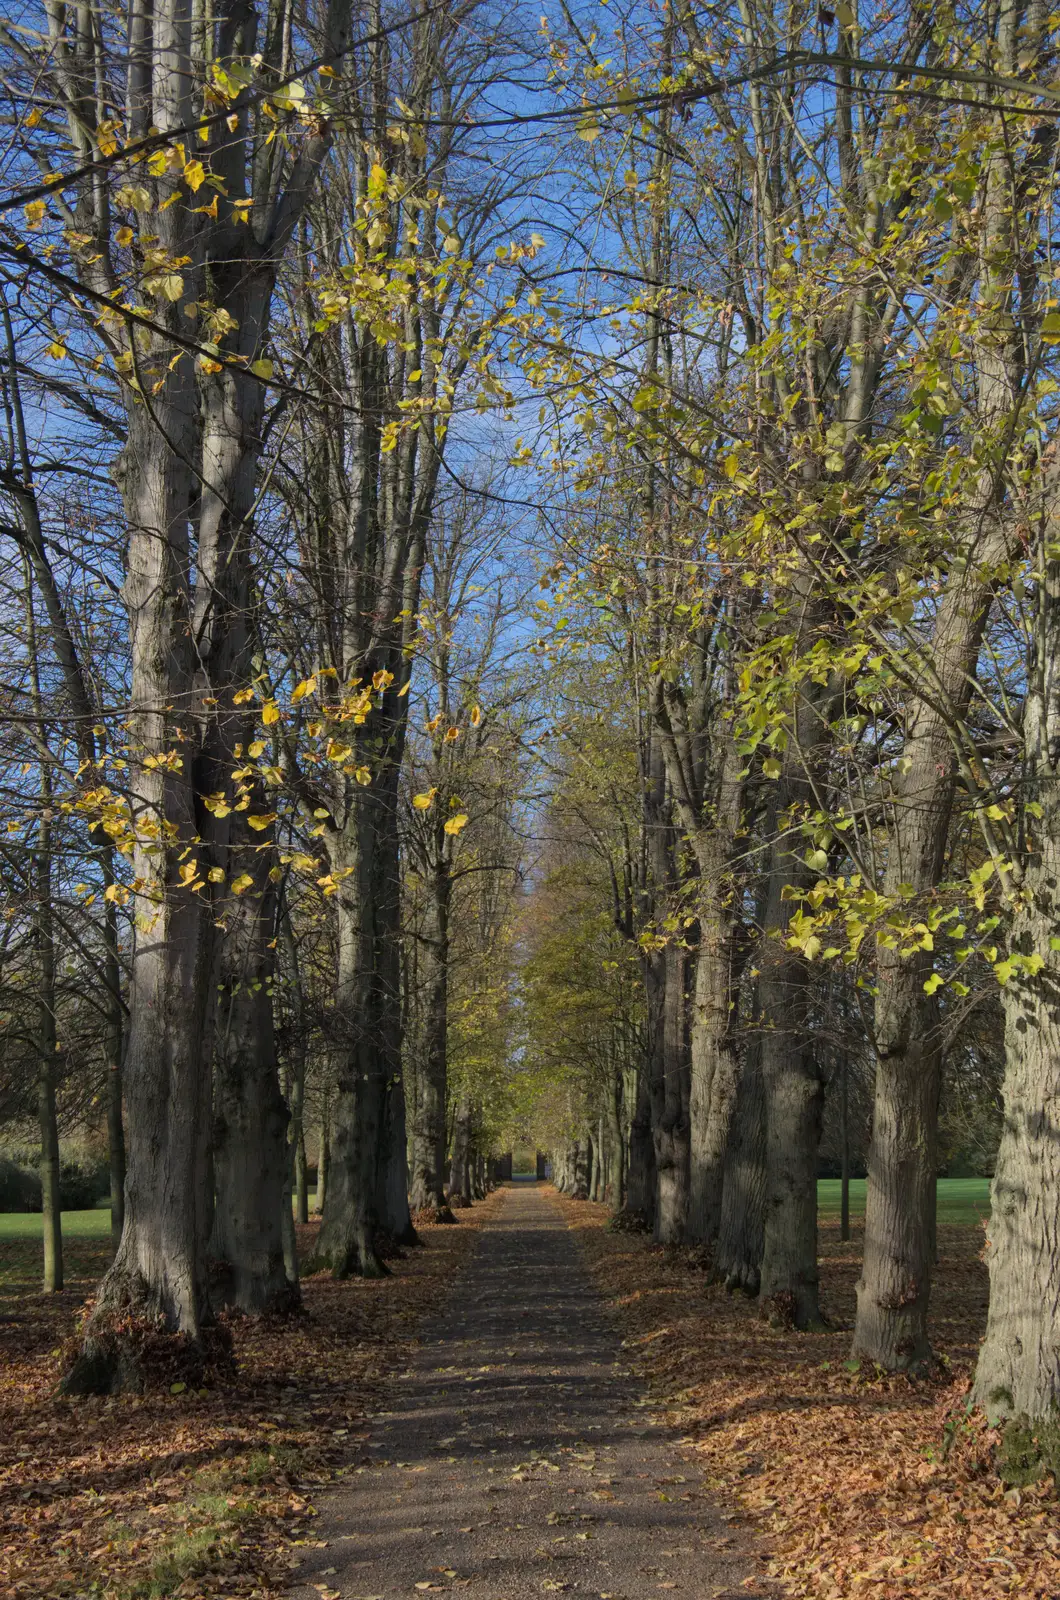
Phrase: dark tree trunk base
[
  {"left": 412, "top": 1204, "right": 457, "bottom": 1225},
  {"left": 61, "top": 1314, "right": 233, "bottom": 1397},
  {"left": 607, "top": 1209, "right": 652, "bottom": 1235},
  {"left": 447, "top": 1193, "right": 473, "bottom": 1209},
  {"left": 723, "top": 1261, "right": 761, "bottom": 1296},
  {"left": 760, "top": 1290, "right": 829, "bottom": 1333},
  {"left": 208, "top": 1262, "right": 302, "bottom": 1319}
]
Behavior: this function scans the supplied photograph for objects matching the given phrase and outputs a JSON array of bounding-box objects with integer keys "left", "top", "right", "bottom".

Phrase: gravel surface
[{"left": 290, "top": 1182, "right": 765, "bottom": 1600}]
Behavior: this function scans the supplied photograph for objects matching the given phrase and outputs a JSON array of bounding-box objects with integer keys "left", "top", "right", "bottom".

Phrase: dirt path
[{"left": 290, "top": 1183, "right": 765, "bottom": 1600}]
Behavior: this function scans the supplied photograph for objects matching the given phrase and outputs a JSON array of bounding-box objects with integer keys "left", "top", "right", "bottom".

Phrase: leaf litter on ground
[
  {"left": 1, "top": 1194, "right": 503, "bottom": 1599},
  {"left": 557, "top": 1194, "right": 1060, "bottom": 1600}
]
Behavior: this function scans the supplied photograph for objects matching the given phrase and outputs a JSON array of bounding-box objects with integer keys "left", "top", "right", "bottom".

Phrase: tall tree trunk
[
  {"left": 373, "top": 793, "right": 417, "bottom": 1246},
  {"left": 295, "top": 1135, "right": 310, "bottom": 1226},
  {"left": 973, "top": 827, "right": 1060, "bottom": 1421},
  {"left": 973, "top": 439, "right": 1060, "bottom": 1419},
  {"left": 210, "top": 850, "right": 294, "bottom": 1313},
  {"left": 652, "top": 941, "right": 690, "bottom": 1243},
  {"left": 449, "top": 1099, "right": 473, "bottom": 1205},
  {"left": 853, "top": 955, "right": 942, "bottom": 1368},
  {"left": 409, "top": 855, "right": 451, "bottom": 1216},
  {"left": 717, "top": 1029, "right": 765, "bottom": 1294},
  {"left": 621, "top": 1059, "right": 656, "bottom": 1226},
  {"left": 839, "top": 1055, "right": 850, "bottom": 1244},
  {"left": 686, "top": 901, "right": 742, "bottom": 1247},
  {"left": 312, "top": 822, "right": 388, "bottom": 1276},
  {"left": 103, "top": 887, "right": 126, "bottom": 1252},
  {"left": 315, "top": 1094, "right": 330, "bottom": 1216},
  {"left": 26, "top": 572, "right": 62, "bottom": 1294},
  {"left": 66, "top": 386, "right": 217, "bottom": 1394},
  {"left": 758, "top": 856, "right": 825, "bottom": 1328}
]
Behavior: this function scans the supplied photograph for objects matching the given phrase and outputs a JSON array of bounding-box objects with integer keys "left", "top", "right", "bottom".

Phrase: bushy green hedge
[
  {"left": 0, "top": 1156, "right": 41, "bottom": 1212},
  {"left": 0, "top": 1154, "right": 110, "bottom": 1212}
]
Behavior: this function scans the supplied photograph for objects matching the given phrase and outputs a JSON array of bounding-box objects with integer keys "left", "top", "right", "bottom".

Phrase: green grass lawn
[
  {"left": 0, "top": 1207, "right": 113, "bottom": 1239},
  {"left": 0, "top": 1179, "right": 994, "bottom": 1241},
  {"left": 817, "top": 1177, "right": 991, "bottom": 1227}
]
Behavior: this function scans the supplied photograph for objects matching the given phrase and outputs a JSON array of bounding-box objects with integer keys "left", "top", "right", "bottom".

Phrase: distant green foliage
[{"left": 0, "top": 1156, "right": 41, "bottom": 1212}]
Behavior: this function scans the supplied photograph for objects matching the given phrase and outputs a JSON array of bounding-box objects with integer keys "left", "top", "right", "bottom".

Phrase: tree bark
[
  {"left": 758, "top": 856, "right": 825, "bottom": 1328},
  {"left": 409, "top": 853, "right": 451, "bottom": 1216},
  {"left": 621, "top": 1060, "right": 656, "bottom": 1226},
  {"left": 315, "top": 1096, "right": 330, "bottom": 1216},
  {"left": 210, "top": 850, "right": 294, "bottom": 1313},
  {"left": 686, "top": 903, "right": 742, "bottom": 1247},
  {"left": 652, "top": 941, "right": 690, "bottom": 1243},
  {"left": 717, "top": 1030, "right": 765, "bottom": 1294},
  {"left": 973, "top": 841, "right": 1060, "bottom": 1420}
]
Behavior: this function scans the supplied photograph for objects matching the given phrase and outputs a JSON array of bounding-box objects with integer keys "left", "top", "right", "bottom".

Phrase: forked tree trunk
[{"left": 717, "top": 1031, "right": 765, "bottom": 1294}]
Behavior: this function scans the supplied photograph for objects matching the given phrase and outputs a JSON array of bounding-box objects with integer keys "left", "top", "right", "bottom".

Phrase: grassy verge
[
  {"left": 816, "top": 1177, "right": 991, "bottom": 1227},
  {"left": 0, "top": 1177, "right": 994, "bottom": 1246}
]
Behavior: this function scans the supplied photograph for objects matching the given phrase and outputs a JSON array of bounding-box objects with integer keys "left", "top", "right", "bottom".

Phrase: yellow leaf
[
  {"left": 354, "top": 766, "right": 372, "bottom": 785},
  {"left": 412, "top": 789, "right": 436, "bottom": 811},
  {"left": 46, "top": 341, "right": 67, "bottom": 361},
  {"left": 291, "top": 675, "right": 318, "bottom": 702},
  {"left": 248, "top": 739, "right": 266, "bottom": 757},
  {"left": 444, "top": 726, "right": 460, "bottom": 742},
  {"left": 230, "top": 873, "right": 254, "bottom": 894},
  {"left": 470, "top": 704, "right": 482, "bottom": 727},
  {"left": 762, "top": 757, "right": 782, "bottom": 778},
  {"left": 372, "top": 669, "right": 394, "bottom": 690},
  {"left": 116, "top": 185, "right": 153, "bottom": 213},
  {"left": 115, "top": 224, "right": 134, "bottom": 247},
  {"left": 25, "top": 108, "right": 42, "bottom": 129},
  {"left": 261, "top": 701, "right": 280, "bottom": 725},
  {"left": 444, "top": 813, "right": 469, "bottom": 835},
  {"left": 250, "top": 358, "right": 274, "bottom": 379},
  {"left": 24, "top": 200, "right": 46, "bottom": 228},
  {"left": 183, "top": 159, "right": 206, "bottom": 192},
  {"left": 232, "top": 686, "right": 255, "bottom": 705},
  {"left": 247, "top": 813, "right": 276, "bottom": 830},
  {"left": 208, "top": 867, "right": 225, "bottom": 882}
]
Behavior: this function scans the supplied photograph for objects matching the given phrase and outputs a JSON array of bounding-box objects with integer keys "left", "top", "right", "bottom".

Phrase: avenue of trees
[{"left": 1, "top": 0, "right": 1060, "bottom": 1450}]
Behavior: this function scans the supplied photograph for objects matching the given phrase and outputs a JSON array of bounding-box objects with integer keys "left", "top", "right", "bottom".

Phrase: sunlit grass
[{"left": 817, "top": 1177, "right": 991, "bottom": 1227}]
